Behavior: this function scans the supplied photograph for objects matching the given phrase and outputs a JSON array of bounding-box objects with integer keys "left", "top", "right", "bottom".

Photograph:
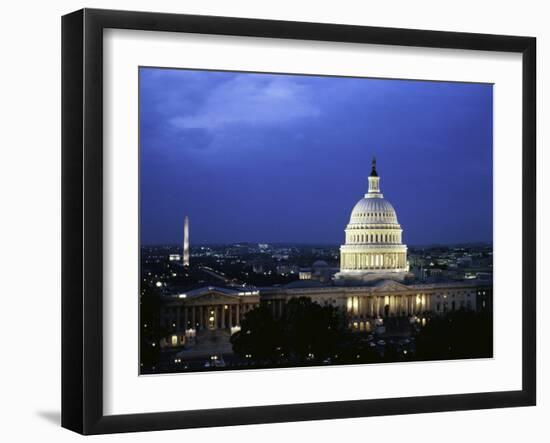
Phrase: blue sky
[{"left": 140, "top": 68, "right": 493, "bottom": 246}]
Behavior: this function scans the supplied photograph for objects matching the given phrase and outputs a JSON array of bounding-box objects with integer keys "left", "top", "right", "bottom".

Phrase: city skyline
[
  {"left": 140, "top": 68, "right": 493, "bottom": 246},
  {"left": 141, "top": 238, "right": 493, "bottom": 248}
]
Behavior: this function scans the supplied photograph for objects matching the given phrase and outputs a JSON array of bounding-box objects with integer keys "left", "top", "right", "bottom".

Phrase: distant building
[
  {"left": 276, "top": 264, "right": 299, "bottom": 275},
  {"left": 457, "top": 256, "right": 473, "bottom": 267},
  {"left": 159, "top": 286, "right": 260, "bottom": 350},
  {"left": 252, "top": 262, "right": 264, "bottom": 274}
]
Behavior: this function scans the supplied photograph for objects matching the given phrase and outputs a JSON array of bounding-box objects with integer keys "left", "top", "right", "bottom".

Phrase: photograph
[{"left": 139, "top": 67, "right": 494, "bottom": 374}]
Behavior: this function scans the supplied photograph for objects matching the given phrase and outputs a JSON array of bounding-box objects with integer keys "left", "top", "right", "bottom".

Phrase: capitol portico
[{"left": 336, "top": 158, "right": 410, "bottom": 282}]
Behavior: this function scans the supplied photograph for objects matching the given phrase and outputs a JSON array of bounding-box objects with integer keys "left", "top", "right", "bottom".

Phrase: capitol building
[
  {"left": 336, "top": 158, "right": 410, "bottom": 282},
  {"left": 156, "top": 159, "right": 492, "bottom": 350}
]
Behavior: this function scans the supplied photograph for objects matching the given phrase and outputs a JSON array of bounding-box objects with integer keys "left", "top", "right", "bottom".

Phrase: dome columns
[
  {"left": 340, "top": 250, "right": 408, "bottom": 272},
  {"left": 345, "top": 228, "right": 403, "bottom": 244}
]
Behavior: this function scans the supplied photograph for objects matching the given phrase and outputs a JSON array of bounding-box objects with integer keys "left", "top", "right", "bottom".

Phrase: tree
[
  {"left": 279, "top": 297, "right": 346, "bottom": 361},
  {"left": 139, "top": 282, "right": 167, "bottom": 371},
  {"left": 415, "top": 309, "right": 493, "bottom": 360},
  {"left": 230, "top": 305, "right": 282, "bottom": 363},
  {"left": 231, "top": 297, "right": 347, "bottom": 364}
]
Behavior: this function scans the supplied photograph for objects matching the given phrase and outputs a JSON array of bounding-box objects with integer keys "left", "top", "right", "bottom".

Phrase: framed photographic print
[{"left": 61, "top": 8, "right": 536, "bottom": 435}]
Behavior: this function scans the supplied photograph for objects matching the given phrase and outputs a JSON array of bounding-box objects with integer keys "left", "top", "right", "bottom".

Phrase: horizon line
[{"left": 141, "top": 240, "right": 493, "bottom": 248}]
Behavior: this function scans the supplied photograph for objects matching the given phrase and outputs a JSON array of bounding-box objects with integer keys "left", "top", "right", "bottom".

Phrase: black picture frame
[{"left": 61, "top": 8, "right": 536, "bottom": 435}]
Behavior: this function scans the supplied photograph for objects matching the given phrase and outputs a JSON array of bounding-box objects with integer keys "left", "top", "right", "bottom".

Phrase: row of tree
[{"left": 231, "top": 297, "right": 493, "bottom": 366}]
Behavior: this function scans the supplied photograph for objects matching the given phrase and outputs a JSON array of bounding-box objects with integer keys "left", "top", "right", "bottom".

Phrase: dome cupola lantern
[{"left": 367, "top": 156, "right": 381, "bottom": 196}]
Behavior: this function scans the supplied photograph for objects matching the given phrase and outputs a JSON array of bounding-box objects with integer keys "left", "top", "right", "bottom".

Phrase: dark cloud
[{"left": 140, "top": 68, "right": 493, "bottom": 246}]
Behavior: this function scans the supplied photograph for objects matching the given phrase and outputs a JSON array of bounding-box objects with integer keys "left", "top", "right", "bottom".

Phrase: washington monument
[{"left": 183, "top": 216, "right": 189, "bottom": 267}]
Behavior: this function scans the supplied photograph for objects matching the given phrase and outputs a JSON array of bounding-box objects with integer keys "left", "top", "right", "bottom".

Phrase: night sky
[{"left": 140, "top": 68, "right": 493, "bottom": 246}]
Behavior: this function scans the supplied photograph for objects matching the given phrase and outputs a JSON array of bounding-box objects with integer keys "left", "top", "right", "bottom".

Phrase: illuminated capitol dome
[{"left": 335, "top": 158, "right": 410, "bottom": 282}]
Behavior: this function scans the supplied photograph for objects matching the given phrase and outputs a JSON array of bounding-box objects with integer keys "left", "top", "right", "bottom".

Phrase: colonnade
[
  {"left": 341, "top": 252, "right": 407, "bottom": 270},
  {"left": 347, "top": 231, "right": 401, "bottom": 244},
  {"left": 346, "top": 293, "right": 430, "bottom": 318},
  {"left": 171, "top": 302, "right": 259, "bottom": 331},
  {"left": 262, "top": 293, "right": 431, "bottom": 323}
]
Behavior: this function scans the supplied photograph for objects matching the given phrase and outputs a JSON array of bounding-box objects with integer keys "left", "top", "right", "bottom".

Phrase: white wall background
[{"left": 0, "top": 0, "right": 546, "bottom": 441}]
